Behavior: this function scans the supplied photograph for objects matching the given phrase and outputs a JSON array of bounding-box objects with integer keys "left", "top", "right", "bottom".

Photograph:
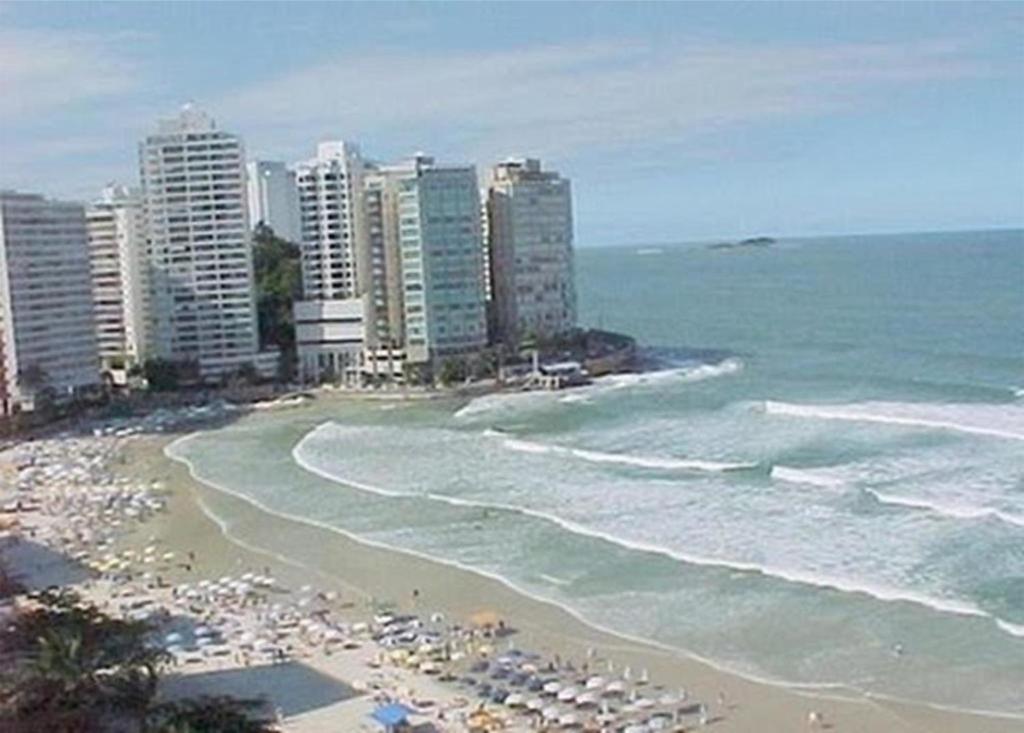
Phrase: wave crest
[
  {"left": 455, "top": 358, "right": 743, "bottom": 419},
  {"left": 763, "top": 400, "right": 1024, "bottom": 442}
]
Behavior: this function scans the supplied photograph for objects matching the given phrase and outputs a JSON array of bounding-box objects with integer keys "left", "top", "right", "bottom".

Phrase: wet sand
[{"left": 123, "top": 426, "right": 1023, "bottom": 733}]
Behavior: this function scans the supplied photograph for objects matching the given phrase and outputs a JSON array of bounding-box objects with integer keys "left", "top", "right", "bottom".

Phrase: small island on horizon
[{"left": 708, "top": 236, "right": 777, "bottom": 250}]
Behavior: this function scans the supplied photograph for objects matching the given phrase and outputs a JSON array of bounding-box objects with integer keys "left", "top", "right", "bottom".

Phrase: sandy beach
[{"left": 3, "top": 404, "right": 1022, "bottom": 732}]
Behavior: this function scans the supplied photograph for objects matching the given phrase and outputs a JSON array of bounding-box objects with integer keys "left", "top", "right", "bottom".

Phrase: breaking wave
[{"left": 763, "top": 400, "right": 1024, "bottom": 442}]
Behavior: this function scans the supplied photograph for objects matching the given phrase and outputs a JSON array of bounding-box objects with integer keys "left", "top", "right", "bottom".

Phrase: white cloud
[
  {"left": 0, "top": 29, "right": 140, "bottom": 120},
  {"left": 219, "top": 37, "right": 988, "bottom": 164}
]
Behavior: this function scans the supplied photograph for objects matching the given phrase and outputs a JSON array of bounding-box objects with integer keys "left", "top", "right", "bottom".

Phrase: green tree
[
  {"left": 0, "top": 589, "right": 167, "bottom": 731},
  {"left": 252, "top": 225, "right": 302, "bottom": 380},
  {"left": 0, "top": 589, "right": 278, "bottom": 733},
  {"left": 438, "top": 357, "right": 468, "bottom": 386}
]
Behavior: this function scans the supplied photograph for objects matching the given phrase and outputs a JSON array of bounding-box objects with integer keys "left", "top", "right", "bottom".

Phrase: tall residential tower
[
  {"left": 396, "top": 156, "right": 487, "bottom": 366},
  {"left": 86, "top": 185, "right": 149, "bottom": 371},
  {"left": 292, "top": 141, "right": 366, "bottom": 383},
  {"left": 0, "top": 192, "right": 100, "bottom": 413},
  {"left": 138, "top": 104, "right": 260, "bottom": 379},
  {"left": 487, "top": 158, "right": 576, "bottom": 345}
]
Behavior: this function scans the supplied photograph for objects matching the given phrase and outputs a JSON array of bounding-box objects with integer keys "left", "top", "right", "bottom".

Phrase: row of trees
[{"left": 0, "top": 584, "right": 276, "bottom": 733}]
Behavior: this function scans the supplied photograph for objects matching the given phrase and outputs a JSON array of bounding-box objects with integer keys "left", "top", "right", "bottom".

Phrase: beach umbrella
[
  {"left": 623, "top": 725, "right": 650, "bottom": 733},
  {"left": 604, "top": 680, "right": 626, "bottom": 696},
  {"left": 559, "top": 713, "right": 579, "bottom": 727},
  {"left": 194, "top": 626, "right": 213, "bottom": 637},
  {"left": 575, "top": 692, "right": 598, "bottom": 707},
  {"left": 634, "top": 697, "right": 655, "bottom": 709},
  {"left": 585, "top": 676, "right": 606, "bottom": 690},
  {"left": 526, "top": 698, "right": 544, "bottom": 711},
  {"left": 542, "top": 705, "right": 561, "bottom": 720},
  {"left": 164, "top": 632, "right": 183, "bottom": 645},
  {"left": 543, "top": 681, "right": 562, "bottom": 695},
  {"left": 504, "top": 693, "right": 526, "bottom": 707},
  {"left": 557, "top": 686, "right": 579, "bottom": 702}
]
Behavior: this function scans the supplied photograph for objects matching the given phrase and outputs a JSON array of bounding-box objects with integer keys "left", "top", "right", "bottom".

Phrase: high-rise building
[
  {"left": 245, "top": 160, "right": 301, "bottom": 242},
  {"left": 394, "top": 156, "right": 487, "bottom": 366},
  {"left": 138, "top": 104, "right": 260, "bottom": 379},
  {"left": 0, "top": 191, "right": 100, "bottom": 413},
  {"left": 361, "top": 162, "right": 408, "bottom": 351},
  {"left": 487, "top": 158, "right": 576, "bottom": 345},
  {"left": 292, "top": 141, "right": 366, "bottom": 383},
  {"left": 86, "top": 185, "right": 149, "bottom": 370}
]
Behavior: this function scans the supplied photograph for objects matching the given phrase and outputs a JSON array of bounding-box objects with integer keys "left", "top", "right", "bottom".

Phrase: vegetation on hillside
[{"left": 252, "top": 224, "right": 302, "bottom": 380}]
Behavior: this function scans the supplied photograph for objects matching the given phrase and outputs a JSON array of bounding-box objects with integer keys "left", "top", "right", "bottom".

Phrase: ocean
[{"left": 168, "top": 229, "right": 1024, "bottom": 715}]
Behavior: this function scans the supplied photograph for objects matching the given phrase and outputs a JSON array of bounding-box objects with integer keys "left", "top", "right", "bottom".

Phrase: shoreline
[{"left": 147, "top": 413, "right": 1024, "bottom": 732}]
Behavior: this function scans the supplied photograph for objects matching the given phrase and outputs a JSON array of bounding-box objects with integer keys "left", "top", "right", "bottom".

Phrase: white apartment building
[
  {"left": 0, "top": 192, "right": 101, "bottom": 413},
  {"left": 292, "top": 141, "right": 367, "bottom": 384},
  {"left": 487, "top": 158, "right": 576, "bottom": 345},
  {"left": 138, "top": 104, "right": 260, "bottom": 379},
  {"left": 293, "top": 299, "right": 364, "bottom": 383},
  {"left": 86, "top": 185, "right": 149, "bottom": 371},
  {"left": 396, "top": 156, "right": 488, "bottom": 366},
  {"left": 246, "top": 160, "right": 301, "bottom": 242}
]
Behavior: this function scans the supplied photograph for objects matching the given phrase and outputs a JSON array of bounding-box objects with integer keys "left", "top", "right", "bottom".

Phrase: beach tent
[{"left": 370, "top": 702, "right": 414, "bottom": 731}]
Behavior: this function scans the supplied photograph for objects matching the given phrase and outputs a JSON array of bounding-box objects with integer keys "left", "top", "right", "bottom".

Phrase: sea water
[{"left": 169, "top": 230, "right": 1024, "bottom": 715}]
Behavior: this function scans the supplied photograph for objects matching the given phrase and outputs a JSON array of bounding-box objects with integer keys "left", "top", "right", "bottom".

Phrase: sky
[{"left": 1, "top": 2, "right": 1022, "bottom": 247}]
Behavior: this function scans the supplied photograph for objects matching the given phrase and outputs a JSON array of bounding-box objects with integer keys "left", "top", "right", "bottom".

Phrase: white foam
[
  {"left": 288, "top": 424, "right": 1024, "bottom": 639},
  {"left": 600, "top": 358, "right": 743, "bottom": 390},
  {"left": 770, "top": 465, "right": 846, "bottom": 489},
  {"left": 492, "top": 433, "right": 754, "bottom": 473},
  {"left": 455, "top": 359, "right": 743, "bottom": 419},
  {"left": 865, "top": 489, "right": 1024, "bottom": 529},
  {"left": 503, "top": 438, "right": 554, "bottom": 455},
  {"left": 538, "top": 573, "right": 572, "bottom": 586},
  {"left": 763, "top": 400, "right": 1024, "bottom": 442},
  {"left": 995, "top": 619, "right": 1024, "bottom": 638}
]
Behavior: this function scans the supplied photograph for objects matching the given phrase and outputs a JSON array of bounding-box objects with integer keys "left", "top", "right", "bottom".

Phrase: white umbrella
[
  {"left": 557, "top": 686, "right": 579, "bottom": 702},
  {"left": 504, "top": 693, "right": 526, "bottom": 707},
  {"left": 559, "top": 713, "right": 579, "bottom": 727},
  {"left": 585, "top": 676, "right": 607, "bottom": 690},
  {"left": 542, "top": 705, "right": 561, "bottom": 720},
  {"left": 526, "top": 698, "right": 544, "bottom": 711},
  {"left": 604, "top": 680, "right": 626, "bottom": 696},
  {"left": 543, "top": 681, "right": 562, "bottom": 695},
  {"left": 164, "top": 632, "right": 183, "bottom": 645},
  {"left": 575, "top": 692, "right": 598, "bottom": 707}
]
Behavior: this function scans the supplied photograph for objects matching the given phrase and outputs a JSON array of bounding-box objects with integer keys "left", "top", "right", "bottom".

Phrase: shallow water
[{"left": 170, "top": 230, "right": 1024, "bottom": 715}]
